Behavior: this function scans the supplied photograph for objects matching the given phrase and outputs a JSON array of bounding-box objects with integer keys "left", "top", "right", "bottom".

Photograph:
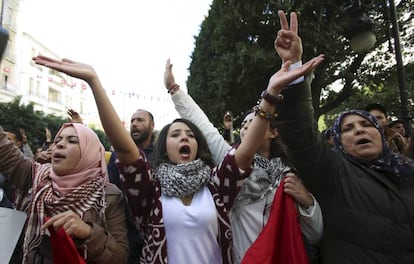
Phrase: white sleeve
[
  {"left": 171, "top": 89, "right": 231, "bottom": 165},
  {"left": 297, "top": 193, "right": 323, "bottom": 245}
]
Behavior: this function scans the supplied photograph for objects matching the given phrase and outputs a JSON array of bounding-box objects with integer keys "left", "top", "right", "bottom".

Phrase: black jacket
[{"left": 276, "top": 77, "right": 414, "bottom": 264}]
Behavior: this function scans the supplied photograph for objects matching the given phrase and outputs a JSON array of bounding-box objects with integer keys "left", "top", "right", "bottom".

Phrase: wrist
[
  {"left": 168, "top": 84, "right": 180, "bottom": 95},
  {"left": 261, "top": 90, "right": 283, "bottom": 105}
]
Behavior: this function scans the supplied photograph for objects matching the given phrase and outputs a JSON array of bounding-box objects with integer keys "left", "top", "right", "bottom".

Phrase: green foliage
[
  {"left": 0, "top": 97, "right": 111, "bottom": 150},
  {"left": 188, "top": 0, "right": 414, "bottom": 128}
]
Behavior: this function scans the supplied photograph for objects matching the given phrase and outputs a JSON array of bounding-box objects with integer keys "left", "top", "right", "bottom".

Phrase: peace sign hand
[{"left": 275, "top": 10, "right": 303, "bottom": 64}]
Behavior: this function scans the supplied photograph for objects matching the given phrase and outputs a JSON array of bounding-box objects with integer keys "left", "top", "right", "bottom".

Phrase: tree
[
  {"left": 0, "top": 97, "right": 111, "bottom": 150},
  {"left": 187, "top": 0, "right": 414, "bottom": 128}
]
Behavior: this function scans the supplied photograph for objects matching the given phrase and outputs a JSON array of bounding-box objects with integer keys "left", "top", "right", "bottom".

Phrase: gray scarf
[
  {"left": 156, "top": 159, "right": 211, "bottom": 197},
  {"left": 233, "top": 154, "right": 291, "bottom": 208}
]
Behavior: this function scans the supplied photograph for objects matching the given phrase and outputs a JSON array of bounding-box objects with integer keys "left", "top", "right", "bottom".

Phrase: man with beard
[{"left": 107, "top": 109, "right": 155, "bottom": 264}]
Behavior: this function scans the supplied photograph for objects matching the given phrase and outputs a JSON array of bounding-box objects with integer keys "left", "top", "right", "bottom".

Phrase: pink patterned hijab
[
  {"left": 49, "top": 123, "right": 108, "bottom": 192},
  {"left": 23, "top": 123, "right": 108, "bottom": 262}
]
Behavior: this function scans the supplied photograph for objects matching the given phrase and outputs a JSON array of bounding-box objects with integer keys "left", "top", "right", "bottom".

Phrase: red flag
[
  {"left": 241, "top": 180, "right": 310, "bottom": 264},
  {"left": 46, "top": 218, "right": 87, "bottom": 264}
]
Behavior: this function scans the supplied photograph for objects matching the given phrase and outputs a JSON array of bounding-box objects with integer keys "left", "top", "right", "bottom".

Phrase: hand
[
  {"left": 223, "top": 112, "right": 233, "bottom": 130},
  {"left": 283, "top": 173, "right": 313, "bottom": 209},
  {"left": 35, "top": 150, "right": 51, "bottom": 163},
  {"left": 275, "top": 10, "right": 303, "bottom": 64},
  {"left": 164, "top": 58, "right": 176, "bottom": 90},
  {"left": 266, "top": 55, "right": 324, "bottom": 95},
  {"left": 33, "top": 55, "right": 98, "bottom": 84},
  {"left": 67, "top": 109, "right": 83, "bottom": 123},
  {"left": 45, "top": 128, "right": 52, "bottom": 142},
  {"left": 19, "top": 128, "right": 28, "bottom": 144},
  {"left": 41, "top": 210, "right": 92, "bottom": 240}
]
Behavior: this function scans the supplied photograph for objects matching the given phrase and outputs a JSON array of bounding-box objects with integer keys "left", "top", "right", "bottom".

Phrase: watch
[{"left": 261, "top": 90, "right": 284, "bottom": 104}]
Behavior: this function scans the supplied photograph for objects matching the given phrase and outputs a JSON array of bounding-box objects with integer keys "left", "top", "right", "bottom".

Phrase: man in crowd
[{"left": 107, "top": 109, "right": 156, "bottom": 264}]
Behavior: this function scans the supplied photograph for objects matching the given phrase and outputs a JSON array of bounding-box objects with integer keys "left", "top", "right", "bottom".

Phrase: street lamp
[
  {"left": 345, "top": 0, "right": 411, "bottom": 136},
  {"left": 385, "top": 0, "right": 411, "bottom": 136}
]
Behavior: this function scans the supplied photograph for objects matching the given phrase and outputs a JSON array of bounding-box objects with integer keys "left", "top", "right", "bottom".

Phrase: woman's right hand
[
  {"left": 33, "top": 56, "right": 98, "bottom": 84},
  {"left": 164, "top": 58, "right": 176, "bottom": 89}
]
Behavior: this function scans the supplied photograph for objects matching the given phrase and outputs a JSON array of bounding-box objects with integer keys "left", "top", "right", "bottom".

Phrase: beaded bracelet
[
  {"left": 253, "top": 105, "right": 278, "bottom": 120},
  {"left": 168, "top": 84, "right": 180, "bottom": 94}
]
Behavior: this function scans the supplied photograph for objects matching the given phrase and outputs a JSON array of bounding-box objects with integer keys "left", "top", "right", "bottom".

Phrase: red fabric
[
  {"left": 45, "top": 218, "right": 86, "bottom": 264},
  {"left": 241, "top": 181, "right": 310, "bottom": 264}
]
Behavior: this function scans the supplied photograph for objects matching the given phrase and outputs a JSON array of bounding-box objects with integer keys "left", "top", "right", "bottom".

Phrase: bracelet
[
  {"left": 168, "top": 84, "right": 179, "bottom": 94},
  {"left": 261, "top": 90, "right": 283, "bottom": 104},
  {"left": 253, "top": 105, "right": 278, "bottom": 120}
]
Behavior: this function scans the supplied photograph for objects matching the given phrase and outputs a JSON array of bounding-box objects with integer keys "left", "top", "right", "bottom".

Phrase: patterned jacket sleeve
[
  {"left": 212, "top": 147, "right": 253, "bottom": 211},
  {"left": 117, "top": 148, "right": 154, "bottom": 229}
]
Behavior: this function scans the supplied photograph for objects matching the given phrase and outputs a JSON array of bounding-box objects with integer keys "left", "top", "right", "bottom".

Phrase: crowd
[{"left": 1, "top": 9, "right": 413, "bottom": 264}]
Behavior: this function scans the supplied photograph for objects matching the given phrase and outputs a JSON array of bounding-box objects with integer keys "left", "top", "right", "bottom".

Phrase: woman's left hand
[
  {"left": 41, "top": 210, "right": 92, "bottom": 240},
  {"left": 283, "top": 173, "right": 314, "bottom": 209}
]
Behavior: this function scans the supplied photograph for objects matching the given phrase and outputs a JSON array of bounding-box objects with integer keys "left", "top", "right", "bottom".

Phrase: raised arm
[
  {"left": 235, "top": 57, "right": 324, "bottom": 170},
  {"left": 164, "top": 59, "right": 231, "bottom": 165},
  {"left": 33, "top": 56, "right": 139, "bottom": 165}
]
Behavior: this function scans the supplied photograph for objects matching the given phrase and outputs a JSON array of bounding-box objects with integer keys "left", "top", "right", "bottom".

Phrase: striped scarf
[{"left": 22, "top": 163, "right": 106, "bottom": 263}]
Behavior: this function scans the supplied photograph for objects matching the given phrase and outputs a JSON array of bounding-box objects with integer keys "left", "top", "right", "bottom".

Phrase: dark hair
[
  {"left": 364, "top": 103, "right": 387, "bottom": 117},
  {"left": 240, "top": 109, "right": 291, "bottom": 164},
  {"left": 135, "top": 109, "right": 154, "bottom": 123},
  {"left": 387, "top": 119, "right": 404, "bottom": 128},
  {"left": 152, "top": 118, "right": 214, "bottom": 168},
  {"left": 3, "top": 127, "right": 23, "bottom": 142},
  {"left": 323, "top": 128, "right": 332, "bottom": 140},
  {"left": 269, "top": 119, "right": 291, "bottom": 164}
]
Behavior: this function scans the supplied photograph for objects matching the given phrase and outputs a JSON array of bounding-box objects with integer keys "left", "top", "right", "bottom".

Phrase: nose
[
  {"left": 180, "top": 132, "right": 189, "bottom": 141},
  {"left": 55, "top": 140, "right": 65, "bottom": 149},
  {"left": 354, "top": 123, "right": 366, "bottom": 134}
]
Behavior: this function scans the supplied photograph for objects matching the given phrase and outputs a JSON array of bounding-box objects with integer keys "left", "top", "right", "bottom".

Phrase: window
[{"left": 48, "top": 87, "right": 60, "bottom": 103}]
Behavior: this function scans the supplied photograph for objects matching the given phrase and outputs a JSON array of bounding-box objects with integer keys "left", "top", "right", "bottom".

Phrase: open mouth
[
  {"left": 356, "top": 138, "right": 370, "bottom": 145},
  {"left": 53, "top": 153, "right": 65, "bottom": 159},
  {"left": 131, "top": 129, "right": 141, "bottom": 137},
  {"left": 179, "top": 145, "right": 191, "bottom": 158}
]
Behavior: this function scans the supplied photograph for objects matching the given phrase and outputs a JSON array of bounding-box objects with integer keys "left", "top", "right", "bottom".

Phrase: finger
[
  {"left": 165, "top": 58, "right": 170, "bottom": 70},
  {"left": 290, "top": 12, "right": 298, "bottom": 34},
  {"left": 278, "top": 10, "right": 289, "bottom": 30},
  {"left": 282, "top": 60, "right": 292, "bottom": 71},
  {"left": 62, "top": 58, "right": 75, "bottom": 64},
  {"left": 41, "top": 213, "right": 66, "bottom": 230}
]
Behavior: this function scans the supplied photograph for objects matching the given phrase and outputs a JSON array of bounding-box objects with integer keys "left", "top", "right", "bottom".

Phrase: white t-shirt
[{"left": 162, "top": 186, "right": 222, "bottom": 264}]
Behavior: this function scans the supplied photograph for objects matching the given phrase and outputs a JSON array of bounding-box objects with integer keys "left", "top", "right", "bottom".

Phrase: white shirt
[{"left": 162, "top": 186, "right": 222, "bottom": 264}]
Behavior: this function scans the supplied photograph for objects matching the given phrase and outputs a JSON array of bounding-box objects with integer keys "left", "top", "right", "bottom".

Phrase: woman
[
  {"left": 274, "top": 10, "right": 414, "bottom": 264},
  {"left": 164, "top": 59, "right": 323, "bottom": 263},
  {"left": 0, "top": 123, "right": 128, "bottom": 263},
  {"left": 32, "top": 54, "right": 321, "bottom": 263}
]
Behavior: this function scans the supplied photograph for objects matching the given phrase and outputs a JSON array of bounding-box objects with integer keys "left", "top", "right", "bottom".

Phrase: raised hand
[
  {"left": 164, "top": 58, "right": 176, "bottom": 90},
  {"left": 67, "top": 109, "right": 83, "bottom": 124},
  {"left": 266, "top": 55, "right": 324, "bottom": 95},
  {"left": 19, "top": 128, "right": 28, "bottom": 144},
  {"left": 275, "top": 10, "right": 303, "bottom": 64},
  {"left": 33, "top": 55, "right": 98, "bottom": 84},
  {"left": 45, "top": 128, "right": 52, "bottom": 142}
]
